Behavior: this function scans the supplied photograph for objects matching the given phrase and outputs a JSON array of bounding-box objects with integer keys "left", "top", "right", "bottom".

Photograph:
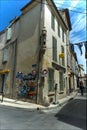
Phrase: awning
[
  {"left": 52, "top": 62, "right": 66, "bottom": 72},
  {"left": 0, "top": 69, "right": 10, "bottom": 74}
]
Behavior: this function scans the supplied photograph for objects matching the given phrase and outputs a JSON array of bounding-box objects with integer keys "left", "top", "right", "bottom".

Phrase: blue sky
[{"left": 0, "top": 0, "right": 86, "bottom": 73}]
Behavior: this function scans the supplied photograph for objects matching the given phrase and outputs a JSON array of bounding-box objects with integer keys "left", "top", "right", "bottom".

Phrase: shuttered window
[
  {"left": 52, "top": 36, "right": 57, "bottom": 62},
  {"left": 51, "top": 13, "right": 55, "bottom": 30},
  {"left": 61, "top": 46, "right": 65, "bottom": 66},
  {"left": 3, "top": 48, "right": 8, "bottom": 62},
  {"left": 7, "top": 27, "right": 12, "bottom": 41},
  {"left": 62, "top": 28, "right": 64, "bottom": 42},
  {"left": 59, "top": 72, "right": 65, "bottom": 91},
  {"left": 58, "top": 22, "right": 60, "bottom": 37},
  {"left": 48, "top": 69, "right": 54, "bottom": 91}
]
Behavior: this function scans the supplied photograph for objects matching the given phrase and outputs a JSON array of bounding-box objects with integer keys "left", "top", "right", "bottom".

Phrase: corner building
[{"left": 0, "top": 0, "right": 72, "bottom": 105}]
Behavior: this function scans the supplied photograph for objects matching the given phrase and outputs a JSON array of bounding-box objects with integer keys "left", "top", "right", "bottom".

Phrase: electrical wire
[
  {"left": 54, "top": 1, "right": 87, "bottom": 11},
  {"left": 57, "top": 7, "right": 86, "bottom": 14},
  {"left": 0, "top": 1, "right": 86, "bottom": 50},
  {"left": 35, "top": 0, "right": 87, "bottom": 14}
]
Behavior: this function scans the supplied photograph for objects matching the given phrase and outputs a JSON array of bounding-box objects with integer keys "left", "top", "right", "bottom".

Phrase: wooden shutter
[
  {"left": 52, "top": 37, "right": 57, "bottom": 61},
  {"left": 7, "top": 28, "right": 12, "bottom": 41},
  {"left": 51, "top": 13, "right": 55, "bottom": 30},
  {"left": 48, "top": 69, "right": 54, "bottom": 91},
  {"left": 61, "top": 46, "right": 65, "bottom": 66},
  {"left": 3, "top": 48, "right": 8, "bottom": 62},
  {"left": 59, "top": 72, "right": 64, "bottom": 91},
  {"left": 58, "top": 22, "right": 60, "bottom": 37}
]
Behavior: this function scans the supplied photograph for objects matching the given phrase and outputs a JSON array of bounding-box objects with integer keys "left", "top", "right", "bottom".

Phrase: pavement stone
[{"left": 0, "top": 91, "right": 78, "bottom": 111}]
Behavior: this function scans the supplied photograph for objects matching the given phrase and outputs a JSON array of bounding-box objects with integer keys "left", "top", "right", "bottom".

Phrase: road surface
[{"left": 0, "top": 93, "right": 86, "bottom": 130}]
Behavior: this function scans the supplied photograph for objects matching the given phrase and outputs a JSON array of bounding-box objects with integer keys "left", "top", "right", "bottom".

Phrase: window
[
  {"left": 61, "top": 46, "right": 65, "bottom": 66},
  {"left": 6, "top": 27, "right": 12, "bottom": 41},
  {"left": 58, "top": 22, "right": 60, "bottom": 37},
  {"left": 62, "top": 28, "right": 64, "bottom": 42},
  {"left": 52, "top": 36, "right": 57, "bottom": 62},
  {"left": 51, "top": 13, "right": 55, "bottom": 30},
  {"left": 48, "top": 68, "right": 54, "bottom": 91},
  {"left": 65, "top": 32, "right": 66, "bottom": 43},
  {"left": 59, "top": 72, "right": 65, "bottom": 91},
  {"left": 3, "top": 48, "right": 8, "bottom": 63}
]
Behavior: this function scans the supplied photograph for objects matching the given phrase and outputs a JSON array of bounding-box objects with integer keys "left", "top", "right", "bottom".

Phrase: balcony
[{"left": 52, "top": 61, "right": 66, "bottom": 73}]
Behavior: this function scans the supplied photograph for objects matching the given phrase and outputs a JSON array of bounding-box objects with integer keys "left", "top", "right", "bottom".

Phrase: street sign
[
  {"left": 32, "top": 69, "right": 37, "bottom": 75},
  {"left": 41, "top": 69, "right": 48, "bottom": 77},
  {"left": 43, "top": 69, "right": 48, "bottom": 75}
]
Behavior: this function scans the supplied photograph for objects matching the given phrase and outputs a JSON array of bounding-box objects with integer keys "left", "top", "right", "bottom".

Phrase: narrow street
[{"left": 0, "top": 93, "right": 86, "bottom": 130}]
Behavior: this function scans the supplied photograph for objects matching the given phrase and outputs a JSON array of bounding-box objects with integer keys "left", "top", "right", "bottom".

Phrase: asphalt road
[{"left": 0, "top": 93, "right": 86, "bottom": 130}]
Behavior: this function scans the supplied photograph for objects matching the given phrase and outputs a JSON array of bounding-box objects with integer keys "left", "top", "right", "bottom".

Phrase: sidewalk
[{"left": 0, "top": 91, "right": 78, "bottom": 111}]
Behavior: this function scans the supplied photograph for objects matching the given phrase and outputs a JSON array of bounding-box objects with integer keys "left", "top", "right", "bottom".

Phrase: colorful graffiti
[{"left": 16, "top": 71, "right": 37, "bottom": 99}]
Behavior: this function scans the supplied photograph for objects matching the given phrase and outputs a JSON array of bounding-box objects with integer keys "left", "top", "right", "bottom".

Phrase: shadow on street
[{"left": 55, "top": 97, "right": 87, "bottom": 130}]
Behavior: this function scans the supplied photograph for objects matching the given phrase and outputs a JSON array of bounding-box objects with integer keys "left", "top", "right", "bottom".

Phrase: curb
[{"left": 0, "top": 92, "right": 78, "bottom": 111}]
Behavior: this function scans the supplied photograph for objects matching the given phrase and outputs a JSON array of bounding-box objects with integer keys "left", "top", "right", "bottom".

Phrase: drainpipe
[
  {"left": 66, "top": 31, "right": 69, "bottom": 95},
  {"left": 54, "top": 83, "right": 57, "bottom": 103},
  {"left": 36, "top": 0, "right": 43, "bottom": 104},
  {"left": 1, "top": 74, "right": 5, "bottom": 102},
  {"left": 11, "top": 39, "right": 17, "bottom": 98}
]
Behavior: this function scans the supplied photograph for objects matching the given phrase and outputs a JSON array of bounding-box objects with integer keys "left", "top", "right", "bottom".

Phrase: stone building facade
[{"left": 0, "top": 0, "right": 76, "bottom": 105}]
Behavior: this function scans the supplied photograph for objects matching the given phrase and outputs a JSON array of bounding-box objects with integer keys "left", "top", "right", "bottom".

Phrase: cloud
[
  {"left": 69, "top": 0, "right": 81, "bottom": 10},
  {"left": 75, "top": 46, "right": 86, "bottom": 73},
  {"left": 71, "top": 15, "right": 86, "bottom": 32},
  {"left": 54, "top": 0, "right": 64, "bottom": 4},
  {"left": 70, "top": 30, "right": 86, "bottom": 44}
]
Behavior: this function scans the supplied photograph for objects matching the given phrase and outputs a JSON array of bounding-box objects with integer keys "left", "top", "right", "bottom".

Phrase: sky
[{"left": 0, "top": 0, "right": 86, "bottom": 73}]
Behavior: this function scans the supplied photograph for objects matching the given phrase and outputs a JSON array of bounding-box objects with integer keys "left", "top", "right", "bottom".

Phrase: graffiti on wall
[{"left": 16, "top": 70, "right": 37, "bottom": 99}]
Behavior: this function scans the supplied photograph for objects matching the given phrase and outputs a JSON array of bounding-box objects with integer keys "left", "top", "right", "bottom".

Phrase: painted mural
[{"left": 16, "top": 70, "right": 37, "bottom": 100}]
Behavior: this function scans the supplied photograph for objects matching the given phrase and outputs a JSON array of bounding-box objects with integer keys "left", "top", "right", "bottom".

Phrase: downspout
[
  {"left": 11, "top": 39, "right": 17, "bottom": 98},
  {"left": 36, "top": 0, "right": 43, "bottom": 104},
  {"left": 1, "top": 74, "right": 5, "bottom": 102},
  {"left": 66, "top": 31, "right": 70, "bottom": 95}
]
